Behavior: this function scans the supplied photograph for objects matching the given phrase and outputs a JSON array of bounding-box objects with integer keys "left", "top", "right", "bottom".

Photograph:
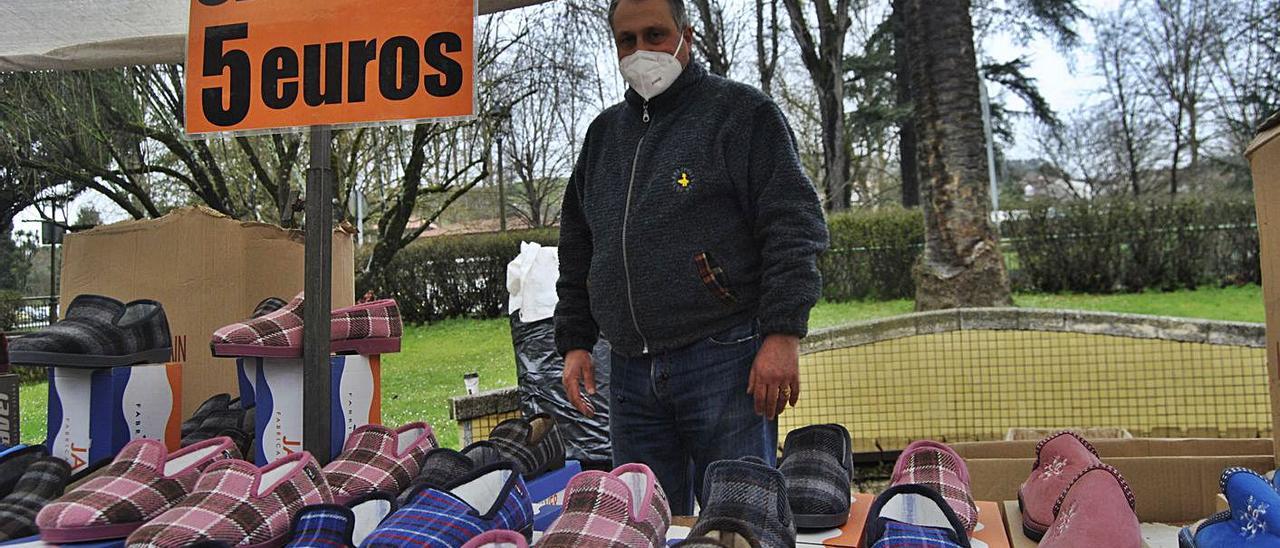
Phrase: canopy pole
[{"left": 303, "top": 125, "right": 333, "bottom": 465}]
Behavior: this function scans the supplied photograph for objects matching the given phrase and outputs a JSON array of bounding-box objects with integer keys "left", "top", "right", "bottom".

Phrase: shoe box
[
  {"left": 953, "top": 437, "right": 1273, "bottom": 525},
  {"left": 0, "top": 372, "right": 16, "bottom": 447},
  {"left": 45, "top": 363, "right": 182, "bottom": 474},
  {"left": 236, "top": 355, "right": 381, "bottom": 465}
]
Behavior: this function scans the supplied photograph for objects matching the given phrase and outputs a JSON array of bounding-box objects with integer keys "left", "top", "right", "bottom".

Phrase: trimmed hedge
[
  {"left": 1004, "top": 195, "right": 1259, "bottom": 293},
  {"left": 359, "top": 228, "right": 559, "bottom": 323},
  {"left": 366, "top": 196, "right": 1260, "bottom": 323},
  {"left": 821, "top": 207, "right": 924, "bottom": 301}
]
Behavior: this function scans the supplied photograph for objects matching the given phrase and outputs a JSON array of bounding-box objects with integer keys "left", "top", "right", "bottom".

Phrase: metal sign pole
[{"left": 303, "top": 125, "right": 334, "bottom": 465}]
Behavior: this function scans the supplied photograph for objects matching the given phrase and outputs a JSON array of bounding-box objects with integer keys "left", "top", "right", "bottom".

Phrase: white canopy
[{"left": 0, "top": 0, "right": 553, "bottom": 72}]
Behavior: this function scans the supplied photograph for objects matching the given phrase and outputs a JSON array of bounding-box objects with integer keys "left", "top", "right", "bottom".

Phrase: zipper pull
[{"left": 643, "top": 102, "right": 650, "bottom": 123}]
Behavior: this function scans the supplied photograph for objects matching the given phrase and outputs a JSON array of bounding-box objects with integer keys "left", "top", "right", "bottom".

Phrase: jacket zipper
[{"left": 622, "top": 102, "right": 652, "bottom": 354}]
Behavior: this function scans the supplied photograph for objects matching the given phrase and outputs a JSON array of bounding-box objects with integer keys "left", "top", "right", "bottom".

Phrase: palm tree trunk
[{"left": 907, "top": 0, "right": 1012, "bottom": 309}]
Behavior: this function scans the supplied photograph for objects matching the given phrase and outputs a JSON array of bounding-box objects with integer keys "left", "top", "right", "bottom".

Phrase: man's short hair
[{"left": 607, "top": 0, "right": 691, "bottom": 31}]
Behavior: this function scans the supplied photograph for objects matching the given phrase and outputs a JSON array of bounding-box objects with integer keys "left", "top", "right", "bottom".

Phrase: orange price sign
[{"left": 185, "top": 0, "right": 476, "bottom": 135}]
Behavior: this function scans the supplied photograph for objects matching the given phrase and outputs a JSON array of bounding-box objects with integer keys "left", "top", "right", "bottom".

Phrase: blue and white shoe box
[
  {"left": 235, "top": 355, "right": 381, "bottom": 464},
  {"left": 45, "top": 363, "right": 181, "bottom": 474}
]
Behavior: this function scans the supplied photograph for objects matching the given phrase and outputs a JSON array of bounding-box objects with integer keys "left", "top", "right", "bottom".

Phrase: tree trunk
[
  {"left": 755, "top": 0, "right": 780, "bottom": 96},
  {"left": 907, "top": 0, "right": 1012, "bottom": 310},
  {"left": 690, "top": 0, "right": 731, "bottom": 77},
  {"left": 892, "top": 0, "right": 919, "bottom": 208},
  {"left": 782, "top": 0, "right": 852, "bottom": 211}
]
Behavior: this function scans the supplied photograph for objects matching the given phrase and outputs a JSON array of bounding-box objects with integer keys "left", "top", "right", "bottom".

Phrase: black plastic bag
[{"left": 509, "top": 314, "right": 611, "bottom": 466}]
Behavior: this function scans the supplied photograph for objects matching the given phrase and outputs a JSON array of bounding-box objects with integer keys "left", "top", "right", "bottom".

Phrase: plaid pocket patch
[{"left": 694, "top": 252, "right": 737, "bottom": 305}]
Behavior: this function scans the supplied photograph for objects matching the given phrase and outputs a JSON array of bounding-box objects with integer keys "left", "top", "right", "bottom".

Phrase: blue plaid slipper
[
  {"left": 863, "top": 484, "right": 971, "bottom": 548},
  {"left": 1180, "top": 467, "right": 1280, "bottom": 547},
  {"left": 363, "top": 463, "right": 533, "bottom": 547},
  {"left": 780, "top": 424, "right": 852, "bottom": 529},
  {"left": 285, "top": 492, "right": 395, "bottom": 548}
]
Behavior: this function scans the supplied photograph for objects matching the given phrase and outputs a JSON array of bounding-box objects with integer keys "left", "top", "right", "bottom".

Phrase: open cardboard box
[
  {"left": 1249, "top": 115, "right": 1280, "bottom": 466},
  {"left": 953, "top": 438, "right": 1273, "bottom": 524},
  {"left": 58, "top": 207, "right": 355, "bottom": 418}
]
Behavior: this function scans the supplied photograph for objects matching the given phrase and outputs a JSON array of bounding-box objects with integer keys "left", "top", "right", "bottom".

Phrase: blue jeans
[{"left": 609, "top": 320, "right": 778, "bottom": 515}]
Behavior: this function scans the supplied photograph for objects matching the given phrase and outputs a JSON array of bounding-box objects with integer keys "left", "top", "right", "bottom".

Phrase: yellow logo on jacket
[{"left": 677, "top": 172, "right": 691, "bottom": 188}]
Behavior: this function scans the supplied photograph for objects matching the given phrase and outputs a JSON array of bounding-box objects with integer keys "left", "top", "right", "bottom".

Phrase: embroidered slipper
[
  {"left": 38, "top": 437, "right": 240, "bottom": 543},
  {"left": 1018, "top": 431, "right": 1101, "bottom": 540},
  {"left": 1038, "top": 464, "right": 1139, "bottom": 548},
  {"left": 322, "top": 422, "right": 436, "bottom": 504},
  {"left": 125, "top": 451, "right": 333, "bottom": 547},
  {"left": 1179, "top": 467, "right": 1280, "bottom": 548}
]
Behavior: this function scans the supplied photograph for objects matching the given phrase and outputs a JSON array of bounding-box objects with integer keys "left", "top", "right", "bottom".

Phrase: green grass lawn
[{"left": 18, "top": 284, "right": 1266, "bottom": 448}]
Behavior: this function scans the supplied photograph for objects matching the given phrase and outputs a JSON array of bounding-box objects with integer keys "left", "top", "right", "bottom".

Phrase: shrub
[
  {"left": 359, "top": 228, "right": 559, "bottom": 323},
  {"left": 1005, "top": 194, "right": 1258, "bottom": 294},
  {"left": 821, "top": 207, "right": 925, "bottom": 301}
]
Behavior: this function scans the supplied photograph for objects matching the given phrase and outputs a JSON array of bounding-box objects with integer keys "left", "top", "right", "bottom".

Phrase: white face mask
[{"left": 619, "top": 34, "right": 686, "bottom": 101}]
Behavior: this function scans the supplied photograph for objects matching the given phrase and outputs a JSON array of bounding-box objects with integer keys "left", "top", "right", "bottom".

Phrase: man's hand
[
  {"left": 748, "top": 334, "right": 800, "bottom": 420},
  {"left": 562, "top": 349, "right": 597, "bottom": 418}
]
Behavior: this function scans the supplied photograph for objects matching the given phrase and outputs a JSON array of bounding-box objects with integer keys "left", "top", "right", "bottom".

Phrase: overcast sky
[{"left": 15, "top": 0, "right": 1122, "bottom": 232}]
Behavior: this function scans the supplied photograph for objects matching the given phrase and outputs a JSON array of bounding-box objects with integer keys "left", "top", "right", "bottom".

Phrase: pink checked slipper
[
  {"left": 38, "top": 437, "right": 240, "bottom": 543},
  {"left": 211, "top": 294, "right": 402, "bottom": 358}
]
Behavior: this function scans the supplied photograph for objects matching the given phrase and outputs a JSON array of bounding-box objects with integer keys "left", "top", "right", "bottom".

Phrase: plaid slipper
[
  {"left": 399, "top": 444, "right": 508, "bottom": 506},
  {"left": 212, "top": 294, "right": 403, "bottom": 358},
  {"left": 486, "top": 414, "right": 566, "bottom": 477},
  {"left": 0, "top": 456, "right": 73, "bottom": 541},
  {"left": 10, "top": 295, "right": 172, "bottom": 367},
  {"left": 780, "top": 424, "right": 852, "bottom": 530},
  {"left": 688, "top": 457, "right": 794, "bottom": 548},
  {"left": 125, "top": 451, "right": 333, "bottom": 547},
  {"left": 0, "top": 445, "right": 49, "bottom": 498},
  {"left": 1039, "top": 464, "right": 1139, "bottom": 548},
  {"left": 284, "top": 492, "right": 395, "bottom": 548},
  {"left": 329, "top": 299, "right": 402, "bottom": 356},
  {"left": 38, "top": 437, "right": 241, "bottom": 543},
  {"left": 323, "top": 422, "right": 437, "bottom": 504},
  {"left": 862, "top": 484, "right": 971, "bottom": 548},
  {"left": 890, "top": 441, "right": 978, "bottom": 533},
  {"left": 181, "top": 408, "right": 251, "bottom": 451},
  {"left": 362, "top": 463, "right": 534, "bottom": 547},
  {"left": 538, "top": 463, "right": 671, "bottom": 548},
  {"left": 181, "top": 394, "right": 234, "bottom": 439},
  {"left": 1018, "top": 431, "right": 1101, "bottom": 540},
  {"left": 253, "top": 298, "right": 288, "bottom": 318},
  {"left": 462, "top": 529, "right": 529, "bottom": 548},
  {"left": 675, "top": 517, "right": 763, "bottom": 548}
]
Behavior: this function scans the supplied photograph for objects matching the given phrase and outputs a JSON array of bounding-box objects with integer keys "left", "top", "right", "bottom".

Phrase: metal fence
[
  {"left": 5, "top": 295, "right": 57, "bottom": 333},
  {"left": 782, "top": 308, "right": 1270, "bottom": 453}
]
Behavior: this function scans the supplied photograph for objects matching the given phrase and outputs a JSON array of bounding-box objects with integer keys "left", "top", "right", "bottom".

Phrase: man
[{"left": 555, "top": 0, "right": 829, "bottom": 514}]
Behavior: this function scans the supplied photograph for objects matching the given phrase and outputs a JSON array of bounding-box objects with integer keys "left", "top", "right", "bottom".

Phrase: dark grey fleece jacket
[{"left": 555, "top": 61, "right": 829, "bottom": 358}]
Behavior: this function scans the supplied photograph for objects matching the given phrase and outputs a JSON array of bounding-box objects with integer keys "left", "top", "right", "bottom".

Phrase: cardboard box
[
  {"left": 1000, "top": 501, "right": 1171, "bottom": 548},
  {"left": 58, "top": 207, "right": 355, "bottom": 419},
  {"left": 954, "top": 438, "right": 1274, "bottom": 523},
  {"left": 250, "top": 355, "right": 381, "bottom": 464},
  {"left": 45, "top": 363, "right": 182, "bottom": 473},
  {"left": 1249, "top": 115, "right": 1280, "bottom": 465},
  {"left": 0, "top": 373, "right": 16, "bottom": 446}
]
